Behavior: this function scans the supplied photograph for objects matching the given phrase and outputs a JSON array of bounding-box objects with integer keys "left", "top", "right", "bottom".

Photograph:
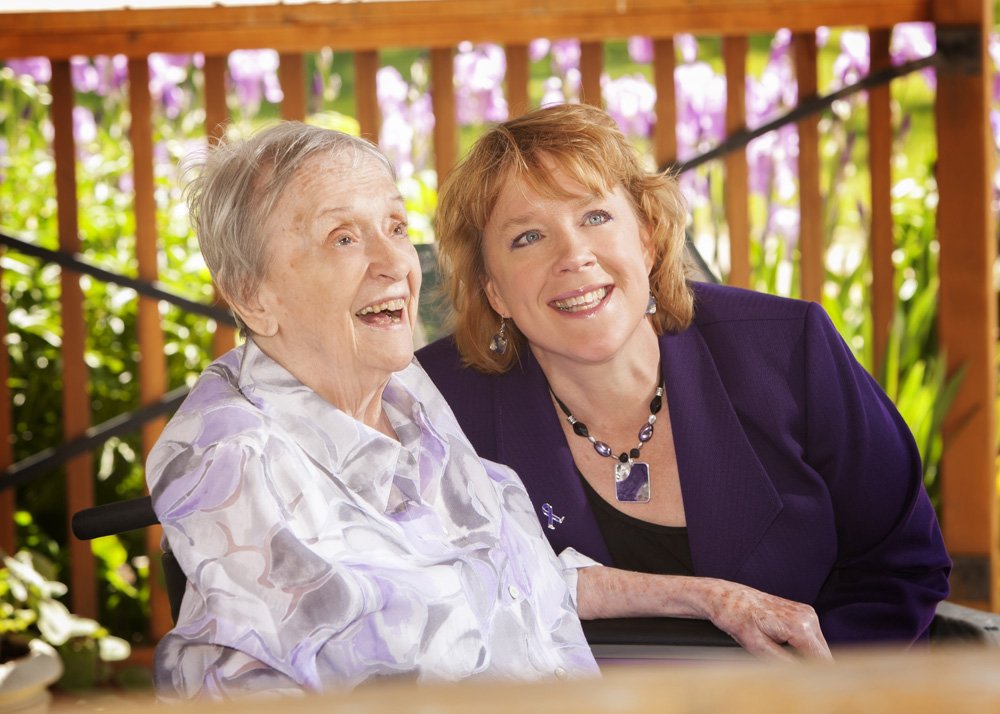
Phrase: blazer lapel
[
  {"left": 492, "top": 349, "right": 614, "bottom": 564},
  {"left": 662, "top": 329, "right": 782, "bottom": 580}
]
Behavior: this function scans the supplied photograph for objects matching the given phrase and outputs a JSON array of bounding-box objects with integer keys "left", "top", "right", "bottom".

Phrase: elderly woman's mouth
[
  {"left": 356, "top": 298, "right": 406, "bottom": 325},
  {"left": 551, "top": 286, "right": 610, "bottom": 313}
]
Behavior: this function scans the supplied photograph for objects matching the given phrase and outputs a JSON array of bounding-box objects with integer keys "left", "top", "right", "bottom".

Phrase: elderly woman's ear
[{"left": 232, "top": 293, "right": 279, "bottom": 337}]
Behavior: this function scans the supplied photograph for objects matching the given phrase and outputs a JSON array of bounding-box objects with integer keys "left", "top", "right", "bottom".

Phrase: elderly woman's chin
[{"left": 353, "top": 310, "right": 419, "bottom": 374}]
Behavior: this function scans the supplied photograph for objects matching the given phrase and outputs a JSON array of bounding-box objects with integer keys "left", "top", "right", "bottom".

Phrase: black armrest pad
[{"left": 582, "top": 617, "right": 738, "bottom": 648}]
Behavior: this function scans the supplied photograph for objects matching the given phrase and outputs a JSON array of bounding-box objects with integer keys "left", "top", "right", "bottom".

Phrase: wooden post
[
  {"left": 868, "top": 29, "right": 894, "bottom": 375},
  {"left": 430, "top": 48, "right": 457, "bottom": 181},
  {"left": 128, "top": 57, "right": 173, "bottom": 640},
  {"left": 51, "top": 60, "right": 97, "bottom": 618},
  {"left": 792, "top": 31, "right": 823, "bottom": 303},
  {"left": 722, "top": 36, "right": 750, "bottom": 289},
  {"left": 355, "top": 50, "right": 380, "bottom": 142},
  {"left": 653, "top": 38, "right": 678, "bottom": 169},
  {"left": 580, "top": 42, "right": 603, "bottom": 107},
  {"left": 279, "top": 53, "right": 307, "bottom": 122},
  {"left": 932, "top": 1, "right": 999, "bottom": 611},
  {"left": 505, "top": 44, "right": 530, "bottom": 118}
]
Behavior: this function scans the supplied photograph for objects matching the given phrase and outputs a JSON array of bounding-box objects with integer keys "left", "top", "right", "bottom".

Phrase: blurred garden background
[{"left": 0, "top": 3, "right": 998, "bottom": 683}]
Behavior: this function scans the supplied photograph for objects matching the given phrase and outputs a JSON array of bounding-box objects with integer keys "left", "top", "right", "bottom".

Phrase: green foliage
[{"left": 0, "top": 547, "right": 130, "bottom": 688}]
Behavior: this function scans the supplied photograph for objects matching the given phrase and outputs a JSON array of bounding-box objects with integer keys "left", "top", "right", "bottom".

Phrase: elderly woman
[
  {"left": 416, "top": 103, "right": 951, "bottom": 648},
  {"left": 148, "top": 122, "right": 829, "bottom": 700}
]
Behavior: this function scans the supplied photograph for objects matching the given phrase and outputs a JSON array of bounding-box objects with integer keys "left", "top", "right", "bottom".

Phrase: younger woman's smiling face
[{"left": 481, "top": 163, "right": 656, "bottom": 369}]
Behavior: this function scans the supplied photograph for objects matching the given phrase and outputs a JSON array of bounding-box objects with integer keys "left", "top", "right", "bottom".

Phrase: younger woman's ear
[{"left": 482, "top": 274, "right": 511, "bottom": 319}]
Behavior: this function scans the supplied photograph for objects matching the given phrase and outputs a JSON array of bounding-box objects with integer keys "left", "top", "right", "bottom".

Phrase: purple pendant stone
[
  {"left": 615, "top": 462, "right": 651, "bottom": 503},
  {"left": 593, "top": 441, "right": 612, "bottom": 458},
  {"left": 638, "top": 423, "right": 654, "bottom": 442}
]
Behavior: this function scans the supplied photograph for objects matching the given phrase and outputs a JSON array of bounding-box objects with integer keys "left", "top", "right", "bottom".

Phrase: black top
[{"left": 579, "top": 471, "right": 694, "bottom": 576}]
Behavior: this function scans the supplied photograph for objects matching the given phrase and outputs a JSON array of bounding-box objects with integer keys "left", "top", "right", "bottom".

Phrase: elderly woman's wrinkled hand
[{"left": 699, "top": 578, "right": 832, "bottom": 661}]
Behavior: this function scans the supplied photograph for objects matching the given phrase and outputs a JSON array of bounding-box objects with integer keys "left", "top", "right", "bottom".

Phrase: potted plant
[{"left": 0, "top": 549, "right": 130, "bottom": 711}]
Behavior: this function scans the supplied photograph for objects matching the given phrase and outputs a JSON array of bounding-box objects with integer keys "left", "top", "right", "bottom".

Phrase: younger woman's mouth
[{"left": 551, "top": 286, "right": 609, "bottom": 313}]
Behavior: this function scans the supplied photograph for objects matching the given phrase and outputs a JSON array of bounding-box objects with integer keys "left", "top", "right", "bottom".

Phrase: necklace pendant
[{"left": 615, "top": 461, "right": 651, "bottom": 503}]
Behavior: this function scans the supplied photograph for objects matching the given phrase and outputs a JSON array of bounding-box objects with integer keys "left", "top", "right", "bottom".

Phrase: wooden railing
[{"left": 0, "top": 1, "right": 996, "bottom": 651}]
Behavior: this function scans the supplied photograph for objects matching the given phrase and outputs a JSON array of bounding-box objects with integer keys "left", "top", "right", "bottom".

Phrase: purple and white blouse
[{"left": 147, "top": 339, "right": 600, "bottom": 699}]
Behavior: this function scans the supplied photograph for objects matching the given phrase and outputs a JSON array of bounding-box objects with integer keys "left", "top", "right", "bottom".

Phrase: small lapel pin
[{"left": 541, "top": 503, "right": 565, "bottom": 530}]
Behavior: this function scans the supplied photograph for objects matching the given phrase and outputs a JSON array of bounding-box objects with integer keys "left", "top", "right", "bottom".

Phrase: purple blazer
[{"left": 416, "top": 282, "right": 951, "bottom": 645}]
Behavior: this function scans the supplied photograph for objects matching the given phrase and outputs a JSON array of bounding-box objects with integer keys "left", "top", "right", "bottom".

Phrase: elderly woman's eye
[
  {"left": 584, "top": 210, "right": 611, "bottom": 226},
  {"left": 512, "top": 230, "right": 542, "bottom": 248},
  {"left": 333, "top": 233, "right": 354, "bottom": 246}
]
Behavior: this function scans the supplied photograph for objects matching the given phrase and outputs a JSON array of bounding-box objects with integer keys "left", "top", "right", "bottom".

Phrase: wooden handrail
[{"left": 0, "top": 1, "right": 933, "bottom": 58}]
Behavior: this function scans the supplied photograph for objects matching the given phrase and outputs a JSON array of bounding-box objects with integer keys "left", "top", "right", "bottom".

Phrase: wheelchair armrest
[
  {"left": 71, "top": 495, "right": 159, "bottom": 540},
  {"left": 582, "top": 617, "right": 747, "bottom": 661}
]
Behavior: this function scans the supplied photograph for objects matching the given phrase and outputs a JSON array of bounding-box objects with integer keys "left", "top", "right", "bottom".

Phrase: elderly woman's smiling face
[{"left": 240, "top": 148, "right": 421, "bottom": 405}]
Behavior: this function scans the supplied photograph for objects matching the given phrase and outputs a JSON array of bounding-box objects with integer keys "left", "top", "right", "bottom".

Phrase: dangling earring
[
  {"left": 645, "top": 292, "right": 657, "bottom": 315},
  {"left": 489, "top": 317, "right": 509, "bottom": 355}
]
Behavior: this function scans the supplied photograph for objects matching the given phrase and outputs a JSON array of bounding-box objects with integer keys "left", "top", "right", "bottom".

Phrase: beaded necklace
[{"left": 549, "top": 368, "right": 663, "bottom": 503}]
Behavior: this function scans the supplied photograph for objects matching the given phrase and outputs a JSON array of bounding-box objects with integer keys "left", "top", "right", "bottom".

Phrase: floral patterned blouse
[{"left": 147, "top": 339, "right": 599, "bottom": 699}]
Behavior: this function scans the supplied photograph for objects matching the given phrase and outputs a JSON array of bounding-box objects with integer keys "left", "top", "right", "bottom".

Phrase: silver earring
[
  {"left": 489, "top": 317, "right": 509, "bottom": 355},
  {"left": 645, "top": 293, "right": 657, "bottom": 315}
]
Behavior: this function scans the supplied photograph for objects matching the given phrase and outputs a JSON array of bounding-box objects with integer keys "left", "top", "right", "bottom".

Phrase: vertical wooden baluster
[
  {"left": 723, "top": 36, "right": 750, "bottom": 288},
  {"left": 355, "top": 50, "right": 380, "bottom": 142},
  {"left": 580, "top": 41, "right": 603, "bottom": 107},
  {"left": 868, "top": 29, "right": 893, "bottom": 375},
  {"left": 51, "top": 60, "right": 96, "bottom": 618},
  {"left": 279, "top": 52, "right": 306, "bottom": 121},
  {"left": 933, "top": 6, "right": 999, "bottom": 611},
  {"left": 203, "top": 55, "right": 236, "bottom": 356},
  {"left": 129, "top": 56, "right": 172, "bottom": 640},
  {"left": 505, "top": 43, "right": 530, "bottom": 118},
  {"left": 653, "top": 38, "right": 677, "bottom": 170},
  {"left": 793, "top": 31, "right": 822, "bottom": 302},
  {"left": 430, "top": 47, "right": 457, "bottom": 180}
]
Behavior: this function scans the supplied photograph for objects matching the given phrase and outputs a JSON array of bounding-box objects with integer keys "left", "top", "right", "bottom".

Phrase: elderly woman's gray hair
[{"left": 185, "top": 121, "right": 394, "bottom": 333}]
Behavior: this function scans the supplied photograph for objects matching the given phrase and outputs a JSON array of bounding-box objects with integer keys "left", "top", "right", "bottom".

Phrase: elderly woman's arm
[{"left": 575, "top": 566, "right": 833, "bottom": 660}]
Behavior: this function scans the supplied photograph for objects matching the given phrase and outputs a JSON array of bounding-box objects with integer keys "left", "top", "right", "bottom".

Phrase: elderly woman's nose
[{"left": 368, "top": 234, "right": 412, "bottom": 277}]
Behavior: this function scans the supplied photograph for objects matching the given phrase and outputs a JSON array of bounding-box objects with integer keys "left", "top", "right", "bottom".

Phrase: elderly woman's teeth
[
  {"left": 553, "top": 287, "right": 607, "bottom": 312},
  {"left": 357, "top": 298, "right": 405, "bottom": 323}
]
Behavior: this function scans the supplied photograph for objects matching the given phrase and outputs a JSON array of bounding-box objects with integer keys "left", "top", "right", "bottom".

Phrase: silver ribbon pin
[{"left": 541, "top": 503, "right": 565, "bottom": 530}]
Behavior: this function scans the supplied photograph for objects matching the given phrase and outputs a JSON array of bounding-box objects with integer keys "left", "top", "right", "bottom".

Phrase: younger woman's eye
[
  {"left": 393, "top": 222, "right": 410, "bottom": 238},
  {"left": 584, "top": 210, "right": 611, "bottom": 226},
  {"left": 512, "top": 230, "right": 542, "bottom": 248}
]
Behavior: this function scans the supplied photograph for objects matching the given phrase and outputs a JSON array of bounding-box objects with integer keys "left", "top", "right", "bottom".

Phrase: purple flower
[
  {"left": 529, "top": 39, "right": 551, "bottom": 63},
  {"left": 891, "top": 22, "right": 935, "bottom": 63},
  {"left": 149, "top": 53, "right": 195, "bottom": 119},
  {"left": 4, "top": 57, "right": 51, "bottom": 83},
  {"left": 94, "top": 55, "right": 129, "bottom": 96},
  {"left": 674, "top": 60, "right": 725, "bottom": 160},
  {"left": 832, "top": 31, "right": 869, "bottom": 89},
  {"left": 603, "top": 73, "right": 655, "bottom": 137},
  {"left": 539, "top": 77, "right": 565, "bottom": 107},
  {"left": 70, "top": 56, "right": 99, "bottom": 93},
  {"left": 892, "top": 22, "right": 936, "bottom": 88},
  {"left": 676, "top": 34, "right": 698, "bottom": 64},
  {"left": 73, "top": 105, "right": 97, "bottom": 145},
  {"left": 550, "top": 39, "right": 581, "bottom": 76},
  {"left": 454, "top": 42, "right": 508, "bottom": 125},
  {"left": 228, "top": 49, "right": 283, "bottom": 115},
  {"left": 628, "top": 37, "right": 654, "bottom": 64},
  {"left": 377, "top": 65, "right": 436, "bottom": 178}
]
